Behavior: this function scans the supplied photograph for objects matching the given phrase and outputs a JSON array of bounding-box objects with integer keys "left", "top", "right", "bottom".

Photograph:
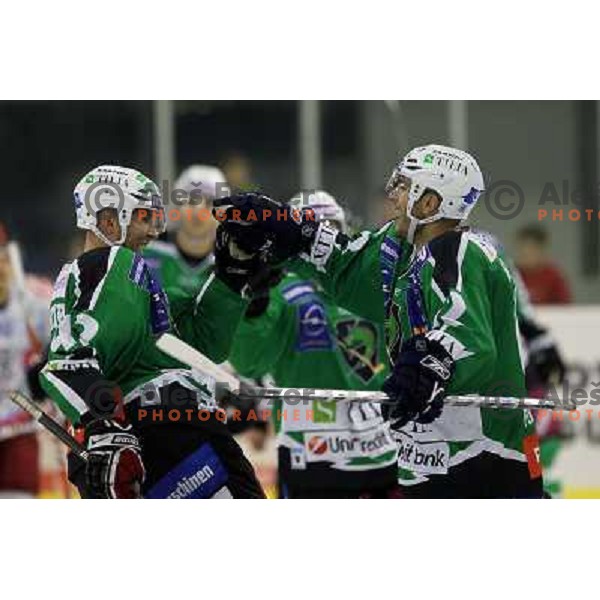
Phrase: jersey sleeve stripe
[
  {"left": 194, "top": 271, "right": 216, "bottom": 308},
  {"left": 89, "top": 246, "right": 119, "bottom": 310},
  {"left": 41, "top": 371, "right": 88, "bottom": 419}
]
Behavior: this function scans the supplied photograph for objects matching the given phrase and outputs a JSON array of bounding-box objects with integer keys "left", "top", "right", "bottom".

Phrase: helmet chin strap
[
  {"left": 406, "top": 209, "right": 443, "bottom": 245},
  {"left": 406, "top": 218, "right": 419, "bottom": 244},
  {"left": 406, "top": 201, "right": 427, "bottom": 244},
  {"left": 92, "top": 227, "right": 119, "bottom": 247}
]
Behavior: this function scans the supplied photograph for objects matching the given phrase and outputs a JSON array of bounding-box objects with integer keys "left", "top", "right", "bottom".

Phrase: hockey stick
[
  {"left": 234, "top": 387, "right": 576, "bottom": 410},
  {"left": 155, "top": 333, "right": 575, "bottom": 410},
  {"left": 156, "top": 333, "right": 241, "bottom": 393},
  {"left": 9, "top": 391, "right": 88, "bottom": 461}
]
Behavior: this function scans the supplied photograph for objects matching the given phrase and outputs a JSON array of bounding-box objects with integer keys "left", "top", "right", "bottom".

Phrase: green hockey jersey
[
  {"left": 40, "top": 245, "right": 246, "bottom": 425},
  {"left": 292, "top": 222, "right": 541, "bottom": 486},
  {"left": 229, "top": 272, "right": 397, "bottom": 490}
]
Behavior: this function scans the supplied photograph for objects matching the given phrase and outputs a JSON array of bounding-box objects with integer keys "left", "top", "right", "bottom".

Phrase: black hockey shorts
[
  {"left": 280, "top": 480, "right": 402, "bottom": 499},
  {"left": 398, "top": 451, "right": 544, "bottom": 499},
  {"left": 278, "top": 447, "right": 401, "bottom": 499},
  {"left": 69, "top": 384, "right": 265, "bottom": 499},
  {"left": 140, "top": 418, "right": 265, "bottom": 498}
]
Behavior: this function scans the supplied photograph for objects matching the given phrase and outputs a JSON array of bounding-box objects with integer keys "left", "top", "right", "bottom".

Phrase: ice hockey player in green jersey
[
  {"left": 471, "top": 229, "right": 566, "bottom": 497},
  {"left": 143, "top": 164, "right": 225, "bottom": 295},
  {"left": 40, "top": 165, "right": 265, "bottom": 499},
  {"left": 214, "top": 144, "right": 545, "bottom": 498},
  {"left": 229, "top": 191, "right": 399, "bottom": 498}
]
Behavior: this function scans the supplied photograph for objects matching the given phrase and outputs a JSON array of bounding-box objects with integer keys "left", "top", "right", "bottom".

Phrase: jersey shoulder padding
[{"left": 73, "top": 246, "right": 135, "bottom": 311}]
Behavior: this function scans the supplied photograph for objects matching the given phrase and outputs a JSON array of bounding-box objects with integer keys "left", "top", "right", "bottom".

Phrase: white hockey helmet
[
  {"left": 73, "top": 165, "right": 165, "bottom": 246},
  {"left": 289, "top": 189, "right": 347, "bottom": 233},
  {"left": 386, "top": 144, "right": 485, "bottom": 242},
  {"left": 175, "top": 164, "right": 228, "bottom": 200}
]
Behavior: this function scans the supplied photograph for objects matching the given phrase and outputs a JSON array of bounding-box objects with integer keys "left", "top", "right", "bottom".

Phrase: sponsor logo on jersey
[
  {"left": 295, "top": 301, "right": 333, "bottom": 352},
  {"left": 313, "top": 400, "right": 337, "bottom": 424},
  {"left": 523, "top": 434, "right": 542, "bottom": 479},
  {"left": 304, "top": 429, "right": 395, "bottom": 461},
  {"left": 167, "top": 465, "right": 215, "bottom": 499},
  {"left": 336, "top": 318, "right": 382, "bottom": 383},
  {"left": 145, "top": 442, "right": 228, "bottom": 499},
  {"left": 395, "top": 433, "right": 449, "bottom": 475},
  {"left": 307, "top": 435, "right": 328, "bottom": 454}
]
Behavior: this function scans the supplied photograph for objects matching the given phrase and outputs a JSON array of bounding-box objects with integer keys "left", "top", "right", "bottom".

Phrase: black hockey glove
[
  {"left": 213, "top": 193, "right": 320, "bottom": 263},
  {"left": 519, "top": 318, "right": 566, "bottom": 387},
  {"left": 382, "top": 335, "right": 455, "bottom": 431},
  {"left": 528, "top": 339, "right": 566, "bottom": 388},
  {"left": 84, "top": 418, "right": 145, "bottom": 499},
  {"left": 214, "top": 226, "right": 283, "bottom": 299}
]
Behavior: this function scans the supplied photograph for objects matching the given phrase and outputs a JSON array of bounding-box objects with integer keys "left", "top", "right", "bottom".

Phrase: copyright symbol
[
  {"left": 483, "top": 180, "right": 524, "bottom": 221},
  {"left": 84, "top": 180, "right": 125, "bottom": 216},
  {"left": 85, "top": 380, "right": 122, "bottom": 419}
]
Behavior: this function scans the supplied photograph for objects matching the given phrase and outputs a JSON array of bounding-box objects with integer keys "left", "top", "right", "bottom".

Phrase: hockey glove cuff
[{"left": 84, "top": 418, "right": 145, "bottom": 499}]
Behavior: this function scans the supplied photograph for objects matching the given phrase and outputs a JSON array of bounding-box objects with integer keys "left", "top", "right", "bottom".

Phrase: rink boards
[{"left": 536, "top": 306, "right": 600, "bottom": 498}]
